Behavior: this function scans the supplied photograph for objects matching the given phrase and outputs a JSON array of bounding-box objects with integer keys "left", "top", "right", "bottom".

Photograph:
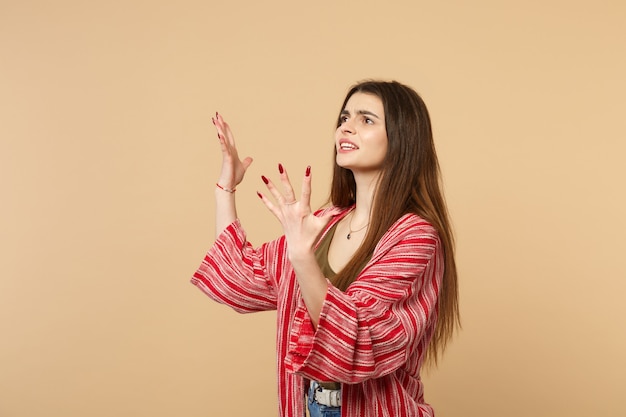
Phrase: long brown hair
[{"left": 329, "top": 80, "right": 460, "bottom": 366}]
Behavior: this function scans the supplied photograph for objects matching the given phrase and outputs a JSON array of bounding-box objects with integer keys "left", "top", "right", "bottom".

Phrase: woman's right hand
[{"left": 213, "top": 112, "right": 253, "bottom": 190}]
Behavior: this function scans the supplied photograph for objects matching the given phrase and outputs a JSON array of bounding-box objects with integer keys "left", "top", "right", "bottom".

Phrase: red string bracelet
[{"left": 215, "top": 183, "right": 236, "bottom": 193}]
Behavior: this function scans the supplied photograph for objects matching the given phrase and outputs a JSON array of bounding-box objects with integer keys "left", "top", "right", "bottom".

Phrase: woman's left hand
[{"left": 257, "top": 164, "right": 340, "bottom": 261}]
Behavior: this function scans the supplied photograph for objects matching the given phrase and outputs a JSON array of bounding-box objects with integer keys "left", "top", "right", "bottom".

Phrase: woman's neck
[{"left": 351, "top": 171, "right": 380, "bottom": 224}]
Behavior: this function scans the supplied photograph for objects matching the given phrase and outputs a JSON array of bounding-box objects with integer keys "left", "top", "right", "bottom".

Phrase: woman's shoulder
[
  {"left": 378, "top": 213, "right": 440, "bottom": 247},
  {"left": 393, "top": 212, "right": 437, "bottom": 232},
  {"left": 362, "top": 213, "right": 441, "bottom": 272}
]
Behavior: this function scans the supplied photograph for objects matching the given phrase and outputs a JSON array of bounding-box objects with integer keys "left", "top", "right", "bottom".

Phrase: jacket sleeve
[
  {"left": 284, "top": 214, "right": 442, "bottom": 383},
  {"left": 190, "top": 219, "right": 282, "bottom": 313}
]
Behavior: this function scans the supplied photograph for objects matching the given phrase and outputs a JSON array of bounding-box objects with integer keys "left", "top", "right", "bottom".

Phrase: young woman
[{"left": 191, "top": 80, "right": 460, "bottom": 417}]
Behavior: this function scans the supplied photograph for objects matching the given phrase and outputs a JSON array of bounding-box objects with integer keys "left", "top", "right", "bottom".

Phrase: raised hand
[
  {"left": 257, "top": 164, "right": 340, "bottom": 261},
  {"left": 212, "top": 112, "right": 253, "bottom": 190},
  {"left": 212, "top": 113, "right": 254, "bottom": 237}
]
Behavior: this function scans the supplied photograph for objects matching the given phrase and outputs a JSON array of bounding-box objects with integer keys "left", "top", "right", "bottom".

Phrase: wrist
[
  {"left": 215, "top": 182, "right": 236, "bottom": 193},
  {"left": 288, "top": 247, "right": 316, "bottom": 265}
]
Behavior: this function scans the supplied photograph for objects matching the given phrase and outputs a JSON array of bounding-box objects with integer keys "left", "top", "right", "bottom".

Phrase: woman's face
[{"left": 335, "top": 92, "right": 388, "bottom": 175}]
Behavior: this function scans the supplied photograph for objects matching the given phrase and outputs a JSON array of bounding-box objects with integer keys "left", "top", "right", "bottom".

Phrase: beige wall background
[{"left": 1, "top": 1, "right": 625, "bottom": 416}]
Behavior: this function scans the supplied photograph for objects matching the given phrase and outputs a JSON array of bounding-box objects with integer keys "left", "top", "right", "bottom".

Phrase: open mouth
[{"left": 339, "top": 140, "right": 358, "bottom": 151}]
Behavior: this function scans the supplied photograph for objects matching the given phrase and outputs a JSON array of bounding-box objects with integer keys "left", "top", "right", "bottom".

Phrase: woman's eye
[
  {"left": 340, "top": 116, "right": 349, "bottom": 123},
  {"left": 365, "top": 117, "right": 373, "bottom": 125}
]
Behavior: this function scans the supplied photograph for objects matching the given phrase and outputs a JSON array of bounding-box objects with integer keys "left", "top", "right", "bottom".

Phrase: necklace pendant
[{"left": 346, "top": 233, "right": 351, "bottom": 240}]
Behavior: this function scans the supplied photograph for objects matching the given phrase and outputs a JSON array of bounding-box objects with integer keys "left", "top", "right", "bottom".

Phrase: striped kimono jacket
[{"left": 191, "top": 207, "right": 443, "bottom": 417}]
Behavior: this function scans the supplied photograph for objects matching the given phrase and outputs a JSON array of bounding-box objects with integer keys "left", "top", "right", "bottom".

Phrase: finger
[
  {"left": 215, "top": 113, "right": 236, "bottom": 146},
  {"left": 216, "top": 133, "right": 234, "bottom": 160},
  {"left": 261, "top": 171, "right": 296, "bottom": 206},
  {"left": 214, "top": 114, "right": 238, "bottom": 158},
  {"left": 256, "top": 191, "right": 282, "bottom": 219},
  {"left": 277, "top": 163, "right": 297, "bottom": 203},
  {"left": 316, "top": 207, "right": 343, "bottom": 230},
  {"left": 242, "top": 156, "right": 253, "bottom": 171},
  {"left": 212, "top": 114, "right": 226, "bottom": 139},
  {"left": 223, "top": 122, "right": 235, "bottom": 146},
  {"left": 300, "top": 165, "right": 312, "bottom": 208},
  {"left": 321, "top": 206, "right": 343, "bottom": 220},
  {"left": 216, "top": 130, "right": 225, "bottom": 145},
  {"left": 260, "top": 175, "right": 282, "bottom": 202},
  {"left": 213, "top": 114, "right": 233, "bottom": 150},
  {"left": 214, "top": 131, "right": 233, "bottom": 161}
]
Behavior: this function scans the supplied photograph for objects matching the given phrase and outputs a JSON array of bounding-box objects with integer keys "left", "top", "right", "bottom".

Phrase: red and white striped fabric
[{"left": 191, "top": 207, "right": 443, "bottom": 417}]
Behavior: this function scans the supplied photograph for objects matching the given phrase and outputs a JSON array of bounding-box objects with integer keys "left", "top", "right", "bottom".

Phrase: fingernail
[
  {"left": 212, "top": 117, "right": 216, "bottom": 125},
  {"left": 278, "top": 163, "right": 284, "bottom": 174},
  {"left": 261, "top": 175, "right": 269, "bottom": 184},
  {"left": 217, "top": 133, "right": 221, "bottom": 140},
  {"left": 306, "top": 166, "right": 311, "bottom": 177},
  {"left": 257, "top": 192, "right": 263, "bottom": 199},
  {"left": 216, "top": 111, "right": 219, "bottom": 117}
]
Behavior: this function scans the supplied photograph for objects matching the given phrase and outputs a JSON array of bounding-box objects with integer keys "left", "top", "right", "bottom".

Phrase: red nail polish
[
  {"left": 257, "top": 192, "right": 263, "bottom": 199},
  {"left": 278, "top": 163, "right": 284, "bottom": 174},
  {"left": 261, "top": 175, "right": 269, "bottom": 184},
  {"left": 216, "top": 111, "right": 219, "bottom": 117},
  {"left": 212, "top": 117, "right": 216, "bottom": 125},
  {"left": 306, "top": 166, "right": 311, "bottom": 177}
]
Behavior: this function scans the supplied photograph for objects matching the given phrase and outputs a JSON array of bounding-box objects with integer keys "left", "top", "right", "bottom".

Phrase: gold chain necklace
[{"left": 346, "top": 213, "right": 369, "bottom": 240}]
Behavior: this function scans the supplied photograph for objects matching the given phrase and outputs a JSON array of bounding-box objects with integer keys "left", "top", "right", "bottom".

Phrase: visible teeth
[{"left": 341, "top": 143, "right": 357, "bottom": 150}]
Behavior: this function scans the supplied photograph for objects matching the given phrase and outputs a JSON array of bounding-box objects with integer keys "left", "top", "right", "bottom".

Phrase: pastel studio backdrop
[{"left": 1, "top": 1, "right": 624, "bottom": 416}]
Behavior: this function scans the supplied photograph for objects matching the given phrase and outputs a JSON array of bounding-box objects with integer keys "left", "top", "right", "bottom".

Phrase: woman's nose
[{"left": 340, "top": 120, "right": 355, "bottom": 134}]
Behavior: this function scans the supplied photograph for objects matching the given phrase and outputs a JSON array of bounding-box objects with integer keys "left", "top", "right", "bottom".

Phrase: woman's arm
[
  {"left": 257, "top": 165, "right": 340, "bottom": 327},
  {"left": 191, "top": 220, "right": 280, "bottom": 313},
  {"left": 285, "top": 215, "right": 442, "bottom": 383},
  {"left": 190, "top": 114, "right": 279, "bottom": 313},
  {"left": 212, "top": 112, "right": 253, "bottom": 236},
  {"left": 288, "top": 247, "right": 330, "bottom": 329}
]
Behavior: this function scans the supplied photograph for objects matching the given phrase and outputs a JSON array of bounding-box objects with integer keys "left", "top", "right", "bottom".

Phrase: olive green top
[
  {"left": 314, "top": 221, "right": 371, "bottom": 285},
  {"left": 315, "top": 223, "right": 338, "bottom": 280}
]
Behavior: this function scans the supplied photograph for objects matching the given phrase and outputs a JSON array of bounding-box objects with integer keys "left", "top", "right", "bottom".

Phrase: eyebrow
[{"left": 341, "top": 109, "right": 382, "bottom": 120}]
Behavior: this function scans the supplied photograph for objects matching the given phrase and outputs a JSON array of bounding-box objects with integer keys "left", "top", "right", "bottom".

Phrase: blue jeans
[{"left": 308, "top": 381, "right": 341, "bottom": 417}]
